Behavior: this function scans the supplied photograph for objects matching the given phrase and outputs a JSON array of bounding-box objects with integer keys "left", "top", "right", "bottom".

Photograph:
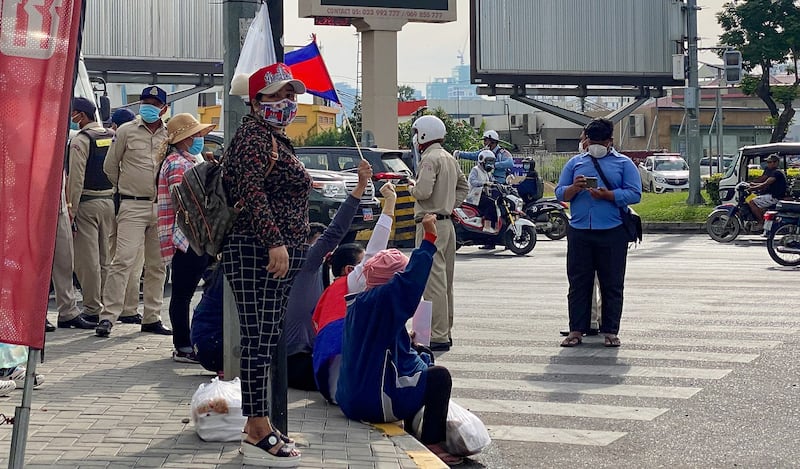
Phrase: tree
[
  {"left": 718, "top": 0, "right": 800, "bottom": 142},
  {"left": 398, "top": 85, "right": 417, "bottom": 102},
  {"left": 398, "top": 107, "right": 482, "bottom": 153}
]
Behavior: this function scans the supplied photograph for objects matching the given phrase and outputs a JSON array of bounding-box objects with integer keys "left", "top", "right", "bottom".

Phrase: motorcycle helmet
[
  {"left": 478, "top": 149, "right": 496, "bottom": 172},
  {"left": 483, "top": 129, "right": 499, "bottom": 142},
  {"left": 412, "top": 115, "right": 447, "bottom": 146}
]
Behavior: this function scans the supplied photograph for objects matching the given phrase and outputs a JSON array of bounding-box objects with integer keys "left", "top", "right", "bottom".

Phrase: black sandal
[{"left": 241, "top": 431, "right": 300, "bottom": 467}]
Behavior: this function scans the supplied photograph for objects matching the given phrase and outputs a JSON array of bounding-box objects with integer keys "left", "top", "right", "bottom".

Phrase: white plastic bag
[
  {"left": 444, "top": 400, "right": 491, "bottom": 456},
  {"left": 191, "top": 377, "right": 247, "bottom": 442},
  {"left": 229, "top": 3, "right": 277, "bottom": 96}
]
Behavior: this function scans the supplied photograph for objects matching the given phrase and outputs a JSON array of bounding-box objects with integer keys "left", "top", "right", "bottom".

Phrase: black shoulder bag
[{"left": 590, "top": 158, "right": 642, "bottom": 244}]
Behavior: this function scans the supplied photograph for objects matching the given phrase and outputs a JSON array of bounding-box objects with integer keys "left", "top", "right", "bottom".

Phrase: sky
[{"left": 282, "top": 0, "right": 729, "bottom": 95}]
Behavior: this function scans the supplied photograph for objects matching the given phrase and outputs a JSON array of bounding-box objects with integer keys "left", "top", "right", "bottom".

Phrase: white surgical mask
[
  {"left": 578, "top": 142, "right": 584, "bottom": 153},
  {"left": 587, "top": 144, "right": 609, "bottom": 159}
]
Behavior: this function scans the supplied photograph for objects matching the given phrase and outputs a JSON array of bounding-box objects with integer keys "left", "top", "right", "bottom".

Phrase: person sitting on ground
[
  {"left": 454, "top": 130, "right": 515, "bottom": 184},
  {"left": 465, "top": 149, "right": 498, "bottom": 232},
  {"left": 312, "top": 183, "right": 398, "bottom": 402},
  {"left": 190, "top": 264, "right": 225, "bottom": 377},
  {"left": 748, "top": 153, "right": 786, "bottom": 223},
  {"left": 336, "top": 214, "right": 463, "bottom": 467},
  {"left": 283, "top": 159, "right": 372, "bottom": 391}
]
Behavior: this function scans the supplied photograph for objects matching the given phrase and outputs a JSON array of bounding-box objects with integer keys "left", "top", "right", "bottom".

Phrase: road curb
[
  {"left": 372, "top": 423, "right": 448, "bottom": 468},
  {"left": 643, "top": 222, "right": 706, "bottom": 234}
]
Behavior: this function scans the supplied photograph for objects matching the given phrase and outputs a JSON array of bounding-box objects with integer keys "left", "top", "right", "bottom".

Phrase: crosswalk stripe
[
  {"left": 455, "top": 309, "right": 800, "bottom": 324},
  {"left": 443, "top": 361, "right": 731, "bottom": 379},
  {"left": 453, "top": 398, "right": 668, "bottom": 421},
  {"left": 485, "top": 425, "right": 626, "bottom": 446},
  {"left": 454, "top": 318, "right": 799, "bottom": 335},
  {"left": 444, "top": 345, "right": 759, "bottom": 363},
  {"left": 452, "top": 378, "right": 701, "bottom": 399},
  {"left": 451, "top": 331, "right": 781, "bottom": 349}
]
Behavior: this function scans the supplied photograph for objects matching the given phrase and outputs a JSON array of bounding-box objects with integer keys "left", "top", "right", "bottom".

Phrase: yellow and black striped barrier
[{"left": 356, "top": 183, "right": 416, "bottom": 248}]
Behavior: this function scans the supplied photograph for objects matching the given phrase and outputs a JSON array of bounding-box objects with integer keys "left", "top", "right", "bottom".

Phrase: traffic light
[{"left": 724, "top": 50, "right": 743, "bottom": 84}]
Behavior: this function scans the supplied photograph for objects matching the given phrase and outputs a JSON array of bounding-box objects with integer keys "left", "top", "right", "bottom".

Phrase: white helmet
[
  {"left": 483, "top": 129, "right": 499, "bottom": 142},
  {"left": 478, "top": 149, "right": 496, "bottom": 165},
  {"left": 412, "top": 115, "right": 446, "bottom": 145}
]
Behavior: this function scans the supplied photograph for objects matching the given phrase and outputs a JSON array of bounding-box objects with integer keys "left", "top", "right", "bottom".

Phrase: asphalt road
[{"left": 440, "top": 233, "right": 800, "bottom": 469}]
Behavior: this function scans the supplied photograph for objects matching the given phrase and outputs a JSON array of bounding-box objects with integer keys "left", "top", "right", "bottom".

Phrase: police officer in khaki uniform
[
  {"left": 410, "top": 115, "right": 468, "bottom": 352},
  {"left": 64, "top": 97, "right": 114, "bottom": 329},
  {"left": 50, "top": 170, "right": 85, "bottom": 331},
  {"left": 97, "top": 86, "right": 172, "bottom": 337}
]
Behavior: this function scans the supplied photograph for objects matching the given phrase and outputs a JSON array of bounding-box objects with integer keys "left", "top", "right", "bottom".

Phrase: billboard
[
  {"left": 471, "top": 0, "right": 686, "bottom": 88},
  {"left": 299, "top": 0, "right": 457, "bottom": 23}
]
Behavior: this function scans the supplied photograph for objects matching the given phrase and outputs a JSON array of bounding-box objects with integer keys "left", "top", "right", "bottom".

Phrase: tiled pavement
[{"left": 0, "top": 312, "right": 445, "bottom": 468}]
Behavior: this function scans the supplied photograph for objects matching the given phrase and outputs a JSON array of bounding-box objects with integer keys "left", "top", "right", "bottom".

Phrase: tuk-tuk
[{"left": 717, "top": 143, "right": 800, "bottom": 203}]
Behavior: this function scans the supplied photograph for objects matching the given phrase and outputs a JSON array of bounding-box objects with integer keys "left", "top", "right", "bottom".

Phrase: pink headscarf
[{"left": 362, "top": 249, "right": 409, "bottom": 288}]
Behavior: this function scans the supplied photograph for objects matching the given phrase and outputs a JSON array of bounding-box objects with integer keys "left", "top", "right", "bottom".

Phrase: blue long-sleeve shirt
[
  {"left": 555, "top": 151, "right": 642, "bottom": 230},
  {"left": 285, "top": 195, "right": 360, "bottom": 357},
  {"left": 336, "top": 240, "right": 436, "bottom": 423},
  {"left": 459, "top": 146, "right": 514, "bottom": 183}
]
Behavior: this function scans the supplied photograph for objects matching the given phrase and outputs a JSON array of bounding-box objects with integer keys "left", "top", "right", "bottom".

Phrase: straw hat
[{"left": 167, "top": 113, "right": 215, "bottom": 144}]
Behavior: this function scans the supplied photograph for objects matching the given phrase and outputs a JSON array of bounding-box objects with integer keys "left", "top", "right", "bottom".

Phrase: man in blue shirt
[
  {"left": 555, "top": 118, "right": 641, "bottom": 348},
  {"left": 455, "top": 130, "right": 515, "bottom": 184}
]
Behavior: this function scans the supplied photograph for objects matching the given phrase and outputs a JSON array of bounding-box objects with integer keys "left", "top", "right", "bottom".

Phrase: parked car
[
  {"left": 700, "top": 156, "right": 734, "bottom": 170},
  {"left": 294, "top": 146, "right": 413, "bottom": 188},
  {"left": 638, "top": 154, "right": 690, "bottom": 193},
  {"left": 204, "top": 133, "right": 380, "bottom": 242}
]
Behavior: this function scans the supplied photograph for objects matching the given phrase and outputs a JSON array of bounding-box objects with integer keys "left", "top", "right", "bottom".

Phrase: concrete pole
[
  {"left": 353, "top": 18, "right": 407, "bottom": 148},
  {"left": 222, "top": 0, "right": 259, "bottom": 382},
  {"left": 686, "top": 0, "right": 705, "bottom": 204},
  {"left": 716, "top": 68, "right": 724, "bottom": 172}
]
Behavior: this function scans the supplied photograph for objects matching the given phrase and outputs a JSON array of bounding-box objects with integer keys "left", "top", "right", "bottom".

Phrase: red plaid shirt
[{"left": 157, "top": 150, "right": 196, "bottom": 264}]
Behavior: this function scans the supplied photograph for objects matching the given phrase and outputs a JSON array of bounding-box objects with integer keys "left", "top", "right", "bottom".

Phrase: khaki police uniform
[
  {"left": 101, "top": 117, "right": 168, "bottom": 325},
  {"left": 68, "top": 122, "right": 115, "bottom": 317},
  {"left": 53, "top": 171, "right": 82, "bottom": 322},
  {"left": 410, "top": 143, "right": 468, "bottom": 345}
]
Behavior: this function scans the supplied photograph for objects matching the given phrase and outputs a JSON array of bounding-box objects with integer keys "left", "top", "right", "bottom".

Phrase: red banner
[{"left": 0, "top": 0, "right": 84, "bottom": 348}]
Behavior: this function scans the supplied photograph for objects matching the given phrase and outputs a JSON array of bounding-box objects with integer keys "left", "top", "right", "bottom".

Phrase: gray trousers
[{"left": 52, "top": 207, "right": 81, "bottom": 321}]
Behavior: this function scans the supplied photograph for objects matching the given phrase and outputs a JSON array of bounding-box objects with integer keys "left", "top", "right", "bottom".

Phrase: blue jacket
[
  {"left": 336, "top": 240, "right": 436, "bottom": 423},
  {"left": 555, "top": 151, "right": 642, "bottom": 230},
  {"left": 459, "top": 146, "right": 514, "bottom": 183}
]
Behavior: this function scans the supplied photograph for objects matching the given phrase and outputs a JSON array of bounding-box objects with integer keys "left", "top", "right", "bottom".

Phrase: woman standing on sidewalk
[
  {"left": 157, "top": 113, "right": 215, "bottom": 362},
  {"left": 221, "top": 63, "right": 309, "bottom": 467}
]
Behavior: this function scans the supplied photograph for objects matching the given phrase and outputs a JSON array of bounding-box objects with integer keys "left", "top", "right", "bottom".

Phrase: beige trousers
[
  {"left": 416, "top": 219, "right": 456, "bottom": 344},
  {"left": 73, "top": 199, "right": 114, "bottom": 316},
  {"left": 52, "top": 206, "right": 81, "bottom": 321},
  {"left": 110, "top": 228, "right": 145, "bottom": 317},
  {"left": 101, "top": 201, "right": 165, "bottom": 324}
]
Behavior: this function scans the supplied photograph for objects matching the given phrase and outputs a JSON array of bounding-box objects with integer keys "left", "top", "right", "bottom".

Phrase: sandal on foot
[
  {"left": 560, "top": 335, "right": 582, "bottom": 347},
  {"left": 604, "top": 335, "right": 621, "bottom": 347},
  {"left": 241, "top": 432, "right": 301, "bottom": 467},
  {"left": 426, "top": 443, "right": 464, "bottom": 466}
]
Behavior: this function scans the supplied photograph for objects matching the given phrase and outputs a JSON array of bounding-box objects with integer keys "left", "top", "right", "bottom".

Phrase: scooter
[
  {"left": 764, "top": 200, "right": 800, "bottom": 266},
  {"left": 452, "top": 183, "right": 537, "bottom": 255},
  {"left": 523, "top": 197, "right": 570, "bottom": 240},
  {"left": 706, "top": 182, "right": 769, "bottom": 242}
]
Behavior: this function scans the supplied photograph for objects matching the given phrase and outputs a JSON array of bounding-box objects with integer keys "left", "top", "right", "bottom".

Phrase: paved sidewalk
[{"left": 0, "top": 310, "right": 444, "bottom": 468}]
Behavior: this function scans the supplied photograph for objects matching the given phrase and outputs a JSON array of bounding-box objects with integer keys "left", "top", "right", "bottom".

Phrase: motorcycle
[
  {"left": 706, "top": 182, "right": 770, "bottom": 243},
  {"left": 452, "top": 183, "right": 537, "bottom": 255},
  {"left": 765, "top": 200, "right": 800, "bottom": 266},
  {"left": 523, "top": 197, "right": 570, "bottom": 240}
]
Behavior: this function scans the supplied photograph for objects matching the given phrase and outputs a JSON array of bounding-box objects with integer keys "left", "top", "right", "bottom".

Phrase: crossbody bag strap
[
  {"left": 590, "top": 157, "right": 616, "bottom": 190},
  {"left": 590, "top": 156, "right": 630, "bottom": 218}
]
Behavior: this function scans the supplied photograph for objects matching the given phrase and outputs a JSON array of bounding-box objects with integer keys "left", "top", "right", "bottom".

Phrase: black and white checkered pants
[{"left": 222, "top": 234, "right": 305, "bottom": 417}]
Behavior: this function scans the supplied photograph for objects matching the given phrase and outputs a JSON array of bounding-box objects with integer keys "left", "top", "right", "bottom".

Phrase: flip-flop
[
  {"left": 560, "top": 336, "right": 582, "bottom": 347},
  {"left": 426, "top": 443, "right": 464, "bottom": 466},
  {"left": 604, "top": 336, "right": 621, "bottom": 347}
]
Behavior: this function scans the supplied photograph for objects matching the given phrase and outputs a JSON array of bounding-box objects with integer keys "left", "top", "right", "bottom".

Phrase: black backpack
[{"left": 170, "top": 135, "right": 276, "bottom": 256}]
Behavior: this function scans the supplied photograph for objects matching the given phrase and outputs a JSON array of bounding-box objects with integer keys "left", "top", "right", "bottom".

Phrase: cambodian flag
[{"left": 285, "top": 35, "right": 340, "bottom": 104}]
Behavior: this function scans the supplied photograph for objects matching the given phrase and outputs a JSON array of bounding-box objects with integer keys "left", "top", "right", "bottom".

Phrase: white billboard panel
[{"left": 471, "top": 0, "right": 685, "bottom": 87}]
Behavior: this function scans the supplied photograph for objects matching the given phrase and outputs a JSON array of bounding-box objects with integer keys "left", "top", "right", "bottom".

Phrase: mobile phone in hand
[{"left": 585, "top": 177, "right": 598, "bottom": 189}]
